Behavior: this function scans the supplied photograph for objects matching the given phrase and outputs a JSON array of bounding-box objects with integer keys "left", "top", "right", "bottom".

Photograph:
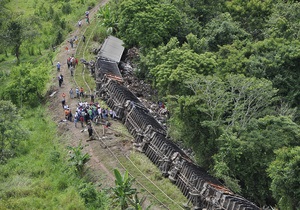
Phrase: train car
[{"left": 95, "top": 37, "right": 260, "bottom": 210}]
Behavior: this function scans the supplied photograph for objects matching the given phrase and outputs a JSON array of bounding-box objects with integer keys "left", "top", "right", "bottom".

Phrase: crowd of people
[
  {"left": 56, "top": 9, "right": 118, "bottom": 140},
  {"left": 73, "top": 101, "right": 117, "bottom": 128}
]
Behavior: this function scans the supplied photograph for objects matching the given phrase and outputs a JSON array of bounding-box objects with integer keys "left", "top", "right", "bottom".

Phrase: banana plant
[
  {"left": 97, "top": 4, "right": 118, "bottom": 34},
  {"left": 112, "top": 169, "right": 137, "bottom": 209},
  {"left": 67, "top": 142, "right": 90, "bottom": 177}
]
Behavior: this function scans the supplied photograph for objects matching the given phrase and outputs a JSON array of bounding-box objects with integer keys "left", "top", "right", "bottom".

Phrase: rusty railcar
[{"left": 95, "top": 36, "right": 260, "bottom": 210}]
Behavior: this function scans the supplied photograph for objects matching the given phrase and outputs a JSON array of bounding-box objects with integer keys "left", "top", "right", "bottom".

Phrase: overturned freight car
[{"left": 95, "top": 36, "right": 260, "bottom": 210}]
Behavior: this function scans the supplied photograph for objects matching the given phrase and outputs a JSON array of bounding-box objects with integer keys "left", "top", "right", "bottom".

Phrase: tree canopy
[
  {"left": 0, "top": 100, "right": 28, "bottom": 163},
  {"left": 2, "top": 63, "right": 50, "bottom": 107},
  {"left": 108, "top": 0, "right": 300, "bottom": 207}
]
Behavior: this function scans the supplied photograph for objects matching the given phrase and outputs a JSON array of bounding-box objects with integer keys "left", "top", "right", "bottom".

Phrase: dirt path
[
  {"left": 48, "top": 0, "right": 120, "bottom": 187},
  {"left": 47, "top": 3, "right": 178, "bottom": 209}
]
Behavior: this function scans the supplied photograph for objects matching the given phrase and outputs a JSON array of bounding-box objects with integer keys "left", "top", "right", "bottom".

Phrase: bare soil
[
  {"left": 47, "top": 2, "right": 175, "bottom": 209},
  {"left": 47, "top": 0, "right": 125, "bottom": 188}
]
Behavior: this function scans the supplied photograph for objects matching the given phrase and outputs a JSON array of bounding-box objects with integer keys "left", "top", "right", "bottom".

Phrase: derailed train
[
  {"left": 95, "top": 61, "right": 260, "bottom": 210},
  {"left": 94, "top": 37, "right": 260, "bottom": 209}
]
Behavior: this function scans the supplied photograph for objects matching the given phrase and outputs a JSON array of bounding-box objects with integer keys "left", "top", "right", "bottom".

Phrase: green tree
[
  {"left": 224, "top": 74, "right": 278, "bottom": 132},
  {"left": 217, "top": 38, "right": 300, "bottom": 109},
  {"left": 264, "top": 2, "right": 300, "bottom": 40},
  {"left": 168, "top": 74, "right": 278, "bottom": 169},
  {"left": 214, "top": 116, "right": 300, "bottom": 206},
  {"left": 78, "top": 182, "right": 110, "bottom": 209},
  {"left": 268, "top": 146, "right": 300, "bottom": 210},
  {"left": 21, "top": 15, "right": 42, "bottom": 56},
  {"left": 4, "top": 20, "right": 22, "bottom": 62},
  {"left": 116, "top": 0, "right": 181, "bottom": 49},
  {"left": 0, "top": 100, "right": 28, "bottom": 163},
  {"left": 177, "top": 0, "right": 227, "bottom": 25},
  {"left": 204, "top": 12, "right": 250, "bottom": 51},
  {"left": 0, "top": 0, "right": 10, "bottom": 55},
  {"left": 2, "top": 63, "right": 49, "bottom": 107},
  {"left": 147, "top": 37, "right": 217, "bottom": 96},
  {"left": 225, "top": 0, "right": 274, "bottom": 39},
  {"left": 185, "top": 33, "right": 208, "bottom": 54},
  {"left": 0, "top": 14, "right": 41, "bottom": 62}
]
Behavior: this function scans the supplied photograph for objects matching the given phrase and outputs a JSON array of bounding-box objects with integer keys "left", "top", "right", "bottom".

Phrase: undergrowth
[
  {"left": 120, "top": 151, "right": 188, "bottom": 209},
  {"left": 0, "top": 107, "right": 110, "bottom": 209}
]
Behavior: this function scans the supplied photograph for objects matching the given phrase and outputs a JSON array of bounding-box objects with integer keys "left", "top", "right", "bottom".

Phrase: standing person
[
  {"left": 74, "top": 36, "right": 79, "bottom": 46},
  {"left": 62, "top": 92, "right": 66, "bottom": 100},
  {"left": 61, "top": 98, "right": 66, "bottom": 108},
  {"left": 70, "top": 66, "right": 74, "bottom": 76},
  {"left": 86, "top": 16, "right": 90, "bottom": 24},
  {"left": 76, "top": 87, "right": 80, "bottom": 98},
  {"left": 74, "top": 111, "right": 80, "bottom": 128},
  {"left": 78, "top": 20, "right": 82, "bottom": 27},
  {"left": 58, "top": 74, "right": 64, "bottom": 87},
  {"left": 79, "top": 112, "right": 84, "bottom": 128},
  {"left": 91, "top": 94, "right": 94, "bottom": 103},
  {"left": 69, "top": 88, "right": 74, "bottom": 99},
  {"left": 87, "top": 123, "right": 93, "bottom": 139},
  {"left": 69, "top": 39, "right": 74, "bottom": 48},
  {"left": 68, "top": 109, "right": 73, "bottom": 121},
  {"left": 60, "top": 74, "right": 64, "bottom": 83},
  {"left": 112, "top": 110, "right": 117, "bottom": 120},
  {"left": 80, "top": 87, "right": 84, "bottom": 97},
  {"left": 64, "top": 108, "right": 70, "bottom": 120},
  {"left": 58, "top": 75, "right": 63, "bottom": 87},
  {"left": 67, "top": 57, "right": 71, "bottom": 69},
  {"left": 82, "top": 35, "right": 86, "bottom": 43},
  {"left": 70, "top": 56, "right": 75, "bottom": 68},
  {"left": 74, "top": 111, "right": 79, "bottom": 128},
  {"left": 56, "top": 62, "right": 61, "bottom": 72},
  {"left": 75, "top": 58, "right": 78, "bottom": 67}
]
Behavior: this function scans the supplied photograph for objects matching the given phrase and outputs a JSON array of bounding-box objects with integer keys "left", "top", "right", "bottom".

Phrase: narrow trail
[
  {"left": 48, "top": 2, "right": 186, "bottom": 209},
  {"left": 48, "top": 0, "right": 117, "bottom": 186}
]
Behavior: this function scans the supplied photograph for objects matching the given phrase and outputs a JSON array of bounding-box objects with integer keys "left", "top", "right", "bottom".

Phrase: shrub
[
  {"left": 67, "top": 142, "right": 90, "bottom": 177},
  {"left": 62, "top": 3, "right": 72, "bottom": 14}
]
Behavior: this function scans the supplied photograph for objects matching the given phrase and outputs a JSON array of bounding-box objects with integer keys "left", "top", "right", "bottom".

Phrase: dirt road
[{"left": 48, "top": 0, "right": 120, "bottom": 187}]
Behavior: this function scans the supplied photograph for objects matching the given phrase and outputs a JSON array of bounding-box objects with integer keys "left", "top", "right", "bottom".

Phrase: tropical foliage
[
  {"left": 103, "top": 0, "right": 300, "bottom": 208},
  {"left": 67, "top": 142, "right": 91, "bottom": 177},
  {"left": 111, "top": 169, "right": 148, "bottom": 210},
  {"left": 2, "top": 0, "right": 300, "bottom": 208},
  {"left": 0, "top": 100, "right": 28, "bottom": 163}
]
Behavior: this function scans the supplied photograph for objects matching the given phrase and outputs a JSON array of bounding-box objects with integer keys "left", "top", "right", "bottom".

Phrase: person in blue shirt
[{"left": 56, "top": 62, "right": 61, "bottom": 71}]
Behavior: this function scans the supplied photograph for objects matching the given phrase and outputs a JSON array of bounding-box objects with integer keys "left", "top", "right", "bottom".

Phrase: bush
[
  {"left": 62, "top": 3, "right": 72, "bottom": 14},
  {"left": 55, "top": 31, "right": 63, "bottom": 45},
  {"left": 78, "top": 182, "right": 97, "bottom": 204},
  {"left": 60, "top": 19, "right": 66, "bottom": 30},
  {"left": 78, "top": 182, "right": 109, "bottom": 208}
]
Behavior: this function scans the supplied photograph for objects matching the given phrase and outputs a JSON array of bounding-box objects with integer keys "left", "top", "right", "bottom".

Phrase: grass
[
  {"left": 119, "top": 152, "right": 189, "bottom": 210},
  {"left": 1, "top": 1, "right": 191, "bottom": 209},
  {"left": 0, "top": 107, "right": 87, "bottom": 209},
  {"left": 73, "top": 16, "right": 107, "bottom": 94},
  {"left": 69, "top": 7, "right": 190, "bottom": 209}
]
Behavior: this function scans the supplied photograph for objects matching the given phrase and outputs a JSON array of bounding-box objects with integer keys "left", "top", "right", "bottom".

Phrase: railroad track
[
  {"left": 67, "top": 4, "right": 260, "bottom": 210},
  {"left": 70, "top": 9, "right": 186, "bottom": 210}
]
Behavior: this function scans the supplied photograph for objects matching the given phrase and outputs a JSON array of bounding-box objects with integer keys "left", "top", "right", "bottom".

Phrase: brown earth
[
  {"left": 46, "top": 2, "right": 179, "bottom": 209},
  {"left": 48, "top": 0, "right": 125, "bottom": 188}
]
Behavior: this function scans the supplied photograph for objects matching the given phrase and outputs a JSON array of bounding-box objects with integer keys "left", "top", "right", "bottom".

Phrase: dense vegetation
[
  {"left": 1, "top": 0, "right": 300, "bottom": 209},
  {"left": 0, "top": 0, "right": 184, "bottom": 209},
  {"left": 0, "top": 0, "right": 113, "bottom": 209},
  {"left": 97, "top": 0, "right": 300, "bottom": 208}
]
